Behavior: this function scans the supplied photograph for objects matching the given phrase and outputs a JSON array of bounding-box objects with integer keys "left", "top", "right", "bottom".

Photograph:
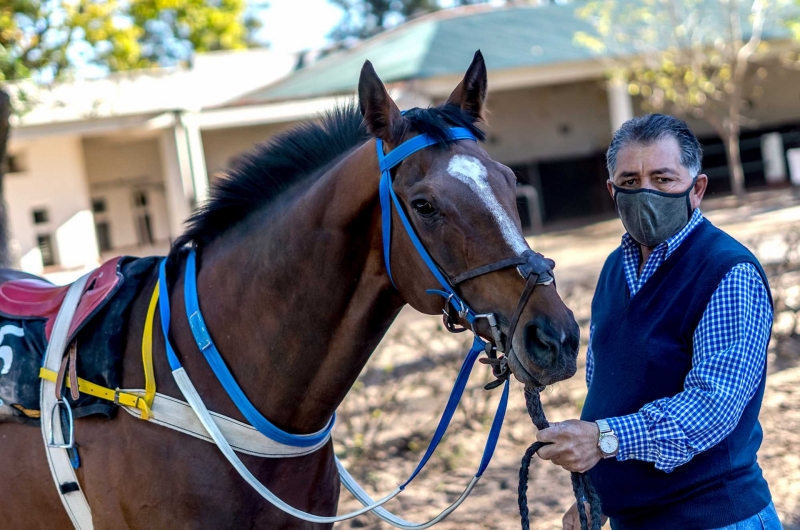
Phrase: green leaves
[{"left": 0, "top": 0, "right": 261, "bottom": 82}]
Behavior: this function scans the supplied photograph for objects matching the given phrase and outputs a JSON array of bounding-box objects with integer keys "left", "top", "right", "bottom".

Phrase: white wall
[
  {"left": 83, "top": 136, "right": 171, "bottom": 250},
  {"left": 202, "top": 122, "right": 296, "bottom": 179},
  {"left": 462, "top": 80, "right": 614, "bottom": 166},
  {"left": 5, "top": 135, "right": 98, "bottom": 273}
]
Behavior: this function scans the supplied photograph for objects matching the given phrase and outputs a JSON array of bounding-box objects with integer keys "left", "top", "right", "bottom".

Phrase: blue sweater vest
[{"left": 580, "top": 220, "right": 772, "bottom": 530}]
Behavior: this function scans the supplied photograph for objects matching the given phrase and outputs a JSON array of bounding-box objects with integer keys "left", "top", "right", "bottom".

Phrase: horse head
[{"left": 359, "top": 51, "right": 580, "bottom": 386}]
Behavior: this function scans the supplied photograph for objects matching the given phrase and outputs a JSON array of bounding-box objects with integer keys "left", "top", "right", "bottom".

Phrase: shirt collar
[{"left": 621, "top": 208, "right": 705, "bottom": 259}]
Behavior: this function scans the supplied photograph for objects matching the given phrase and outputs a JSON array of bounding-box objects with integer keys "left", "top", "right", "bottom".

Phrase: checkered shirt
[{"left": 585, "top": 209, "right": 773, "bottom": 472}]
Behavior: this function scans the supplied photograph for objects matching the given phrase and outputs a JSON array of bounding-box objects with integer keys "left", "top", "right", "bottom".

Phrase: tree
[
  {"left": 329, "top": 0, "right": 508, "bottom": 41},
  {"left": 0, "top": 0, "right": 263, "bottom": 265},
  {"left": 574, "top": 0, "right": 786, "bottom": 198}
]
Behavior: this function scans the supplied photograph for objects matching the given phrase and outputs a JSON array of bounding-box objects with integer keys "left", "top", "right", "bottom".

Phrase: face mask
[{"left": 612, "top": 177, "right": 697, "bottom": 248}]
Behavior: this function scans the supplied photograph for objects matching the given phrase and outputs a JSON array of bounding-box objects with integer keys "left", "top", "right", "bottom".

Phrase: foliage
[
  {"left": 573, "top": 0, "right": 792, "bottom": 197},
  {"left": 328, "top": 0, "right": 508, "bottom": 40},
  {"left": 0, "top": 0, "right": 263, "bottom": 82}
]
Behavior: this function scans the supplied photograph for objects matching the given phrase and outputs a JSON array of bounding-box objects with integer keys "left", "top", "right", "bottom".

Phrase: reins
[{"left": 518, "top": 385, "right": 603, "bottom": 530}]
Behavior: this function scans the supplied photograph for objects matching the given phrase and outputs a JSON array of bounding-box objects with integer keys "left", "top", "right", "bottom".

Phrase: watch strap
[{"left": 596, "top": 419, "right": 612, "bottom": 435}]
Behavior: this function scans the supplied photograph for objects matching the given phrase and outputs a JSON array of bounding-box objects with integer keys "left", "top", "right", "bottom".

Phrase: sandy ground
[{"left": 332, "top": 189, "right": 800, "bottom": 530}]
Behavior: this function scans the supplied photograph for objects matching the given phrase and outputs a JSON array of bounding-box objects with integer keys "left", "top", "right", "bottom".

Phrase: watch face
[{"left": 599, "top": 435, "right": 619, "bottom": 454}]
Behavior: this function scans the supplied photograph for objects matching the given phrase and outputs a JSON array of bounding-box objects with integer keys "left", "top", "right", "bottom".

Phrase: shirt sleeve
[
  {"left": 604, "top": 263, "right": 773, "bottom": 473},
  {"left": 586, "top": 323, "right": 595, "bottom": 388}
]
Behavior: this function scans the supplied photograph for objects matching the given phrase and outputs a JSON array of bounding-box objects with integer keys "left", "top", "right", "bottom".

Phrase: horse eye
[{"left": 411, "top": 200, "right": 436, "bottom": 217}]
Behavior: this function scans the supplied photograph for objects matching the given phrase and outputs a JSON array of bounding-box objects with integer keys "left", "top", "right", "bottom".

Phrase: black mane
[{"left": 174, "top": 102, "right": 485, "bottom": 249}]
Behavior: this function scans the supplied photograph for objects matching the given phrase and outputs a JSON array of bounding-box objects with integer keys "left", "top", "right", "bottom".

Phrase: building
[{"left": 7, "top": 3, "right": 800, "bottom": 280}]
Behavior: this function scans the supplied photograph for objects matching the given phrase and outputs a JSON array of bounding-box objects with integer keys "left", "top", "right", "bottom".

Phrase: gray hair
[{"left": 606, "top": 114, "right": 703, "bottom": 179}]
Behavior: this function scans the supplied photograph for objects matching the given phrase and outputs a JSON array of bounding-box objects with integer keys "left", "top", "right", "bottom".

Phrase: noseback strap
[
  {"left": 450, "top": 250, "right": 554, "bottom": 286},
  {"left": 517, "top": 250, "right": 555, "bottom": 285}
]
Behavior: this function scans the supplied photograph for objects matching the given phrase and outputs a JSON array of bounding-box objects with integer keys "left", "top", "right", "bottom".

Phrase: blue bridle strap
[
  {"left": 400, "top": 335, "right": 508, "bottom": 488},
  {"left": 377, "top": 128, "right": 477, "bottom": 314},
  {"left": 158, "top": 253, "right": 335, "bottom": 448}
]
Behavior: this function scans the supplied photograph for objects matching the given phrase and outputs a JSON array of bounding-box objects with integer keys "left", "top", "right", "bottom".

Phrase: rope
[{"left": 518, "top": 385, "right": 602, "bottom": 530}]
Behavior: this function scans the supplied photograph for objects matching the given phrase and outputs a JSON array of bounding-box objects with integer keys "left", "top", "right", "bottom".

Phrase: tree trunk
[
  {"left": 724, "top": 129, "right": 746, "bottom": 199},
  {"left": 0, "top": 88, "right": 10, "bottom": 267}
]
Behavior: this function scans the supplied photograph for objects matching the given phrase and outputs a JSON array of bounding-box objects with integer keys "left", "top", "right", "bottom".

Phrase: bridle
[{"left": 377, "top": 126, "right": 556, "bottom": 387}]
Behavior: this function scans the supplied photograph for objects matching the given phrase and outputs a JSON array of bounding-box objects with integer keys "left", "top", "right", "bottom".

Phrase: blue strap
[
  {"left": 379, "top": 128, "right": 476, "bottom": 172},
  {"left": 387, "top": 179, "right": 473, "bottom": 320},
  {"left": 377, "top": 147, "right": 396, "bottom": 288},
  {"left": 376, "top": 128, "right": 476, "bottom": 288},
  {"left": 158, "top": 259, "right": 182, "bottom": 371},
  {"left": 400, "top": 335, "right": 485, "bottom": 488},
  {"left": 477, "top": 378, "right": 509, "bottom": 477},
  {"left": 181, "top": 249, "right": 334, "bottom": 448}
]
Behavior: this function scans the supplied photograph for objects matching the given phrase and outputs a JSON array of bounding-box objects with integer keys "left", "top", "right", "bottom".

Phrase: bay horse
[{"left": 0, "top": 51, "right": 579, "bottom": 529}]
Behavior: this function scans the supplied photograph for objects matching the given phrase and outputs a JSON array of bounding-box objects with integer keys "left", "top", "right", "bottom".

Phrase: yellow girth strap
[
  {"left": 140, "top": 281, "right": 159, "bottom": 418},
  {"left": 37, "top": 281, "right": 160, "bottom": 420},
  {"left": 39, "top": 367, "right": 152, "bottom": 417}
]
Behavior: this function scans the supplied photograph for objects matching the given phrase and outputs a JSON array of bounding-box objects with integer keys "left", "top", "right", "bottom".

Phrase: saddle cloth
[{"left": 0, "top": 256, "right": 161, "bottom": 424}]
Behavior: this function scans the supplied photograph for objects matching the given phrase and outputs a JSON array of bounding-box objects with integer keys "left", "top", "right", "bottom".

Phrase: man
[{"left": 536, "top": 114, "right": 780, "bottom": 530}]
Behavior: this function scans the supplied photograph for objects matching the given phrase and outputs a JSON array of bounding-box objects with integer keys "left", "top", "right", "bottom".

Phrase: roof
[
  {"left": 235, "top": 4, "right": 597, "bottom": 103},
  {"left": 9, "top": 48, "right": 297, "bottom": 130},
  {"left": 236, "top": 1, "right": 797, "bottom": 104}
]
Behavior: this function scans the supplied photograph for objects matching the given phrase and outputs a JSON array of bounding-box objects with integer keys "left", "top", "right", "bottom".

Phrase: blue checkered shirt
[{"left": 585, "top": 209, "right": 773, "bottom": 472}]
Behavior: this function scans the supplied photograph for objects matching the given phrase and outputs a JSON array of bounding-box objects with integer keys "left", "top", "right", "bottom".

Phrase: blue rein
[{"left": 156, "top": 125, "right": 509, "bottom": 484}]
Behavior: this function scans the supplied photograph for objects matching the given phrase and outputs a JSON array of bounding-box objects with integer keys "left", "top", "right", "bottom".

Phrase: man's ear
[
  {"left": 445, "top": 50, "right": 488, "bottom": 122},
  {"left": 358, "top": 60, "right": 402, "bottom": 143},
  {"left": 690, "top": 174, "right": 708, "bottom": 209}
]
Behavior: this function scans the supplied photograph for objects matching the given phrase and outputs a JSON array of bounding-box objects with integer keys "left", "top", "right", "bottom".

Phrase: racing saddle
[{"left": 0, "top": 257, "right": 123, "bottom": 342}]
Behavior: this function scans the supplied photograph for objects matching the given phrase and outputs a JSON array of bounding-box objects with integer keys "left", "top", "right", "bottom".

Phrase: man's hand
[
  {"left": 562, "top": 502, "right": 608, "bottom": 530},
  {"left": 536, "top": 419, "right": 603, "bottom": 473}
]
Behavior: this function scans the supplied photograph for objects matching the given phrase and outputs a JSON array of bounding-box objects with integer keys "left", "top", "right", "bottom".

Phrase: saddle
[
  {"left": 0, "top": 256, "right": 161, "bottom": 424},
  {"left": 0, "top": 257, "right": 124, "bottom": 341}
]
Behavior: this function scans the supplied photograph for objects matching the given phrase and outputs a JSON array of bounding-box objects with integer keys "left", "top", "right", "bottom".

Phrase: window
[
  {"left": 3, "top": 153, "right": 25, "bottom": 174},
  {"left": 135, "top": 213, "right": 154, "bottom": 246},
  {"left": 37, "top": 234, "right": 56, "bottom": 266},
  {"left": 92, "top": 198, "right": 107, "bottom": 214},
  {"left": 32, "top": 208, "right": 49, "bottom": 225},
  {"left": 95, "top": 221, "right": 112, "bottom": 252},
  {"left": 133, "top": 191, "right": 148, "bottom": 207}
]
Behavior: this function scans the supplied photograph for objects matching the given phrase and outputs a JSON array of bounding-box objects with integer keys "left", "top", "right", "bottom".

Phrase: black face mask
[{"left": 612, "top": 177, "right": 697, "bottom": 248}]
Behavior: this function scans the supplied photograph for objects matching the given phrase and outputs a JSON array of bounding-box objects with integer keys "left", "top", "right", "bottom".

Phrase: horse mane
[{"left": 174, "top": 102, "right": 485, "bottom": 249}]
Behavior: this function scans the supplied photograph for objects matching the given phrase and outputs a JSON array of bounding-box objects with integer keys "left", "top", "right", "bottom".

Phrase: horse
[{"left": 0, "top": 51, "right": 579, "bottom": 529}]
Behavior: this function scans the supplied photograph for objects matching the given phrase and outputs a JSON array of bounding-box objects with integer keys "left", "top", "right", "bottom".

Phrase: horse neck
[{"left": 177, "top": 141, "right": 404, "bottom": 434}]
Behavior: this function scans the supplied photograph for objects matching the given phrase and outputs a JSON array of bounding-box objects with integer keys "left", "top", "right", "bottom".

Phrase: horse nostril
[{"left": 523, "top": 321, "right": 559, "bottom": 370}]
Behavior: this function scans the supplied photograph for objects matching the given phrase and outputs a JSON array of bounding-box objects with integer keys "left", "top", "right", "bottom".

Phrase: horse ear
[
  {"left": 445, "top": 50, "right": 487, "bottom": 122},
  {"left": 358, "top": 60, "right": 402, "bottom": 143}
]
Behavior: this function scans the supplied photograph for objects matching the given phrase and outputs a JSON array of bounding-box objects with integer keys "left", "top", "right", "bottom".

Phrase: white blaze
[{"left": 446, "top": 154, "right": 529, "bottom": 255}]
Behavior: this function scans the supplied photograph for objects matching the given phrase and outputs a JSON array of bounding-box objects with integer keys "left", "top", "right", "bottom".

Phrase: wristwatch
[{"left": 595, "top": 419, "right": 619, "bottom": 458}]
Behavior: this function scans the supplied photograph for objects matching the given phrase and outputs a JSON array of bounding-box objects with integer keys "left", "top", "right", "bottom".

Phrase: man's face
[{"left": 606, "top": 137, "right": 707, "bottom": 210}]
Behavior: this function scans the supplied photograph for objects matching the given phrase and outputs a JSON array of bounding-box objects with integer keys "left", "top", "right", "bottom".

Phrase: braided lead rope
[{"left": 518, "top": 385, "right": 602, "bottom": 530}]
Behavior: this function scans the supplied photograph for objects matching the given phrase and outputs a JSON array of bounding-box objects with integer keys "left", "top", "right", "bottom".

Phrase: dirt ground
[{"left": 332, "top": 189, "right": 800, "bottom": 530}]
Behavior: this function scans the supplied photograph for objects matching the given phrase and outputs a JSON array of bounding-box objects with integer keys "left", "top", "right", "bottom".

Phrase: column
[
  {"left": 159, "top": 122, "right": 193, "bottom": 240},
  {"left": 607, "top": 76, "right": 634, "bottom": 133},
  {"left": 181, "top": 112, "right": 210, "bottom": 204}
]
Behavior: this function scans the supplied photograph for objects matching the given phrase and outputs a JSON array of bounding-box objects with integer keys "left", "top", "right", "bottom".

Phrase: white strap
[
  {"left": 170, "top": 366, "right": 403, "bottom": 523},
  {"left": 40, "top": 273, "right": 93, "bottom": 530},
  {"left": 337, "top": 459, "right": 480, "bottom": 529},
  {"left": 119, "top": 390, "right": 329, "bottom": 458}
]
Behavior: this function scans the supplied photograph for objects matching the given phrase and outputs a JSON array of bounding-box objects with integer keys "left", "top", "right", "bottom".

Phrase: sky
[{"left": 255, "top": 0, "right": 345, "bottom": 53}]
